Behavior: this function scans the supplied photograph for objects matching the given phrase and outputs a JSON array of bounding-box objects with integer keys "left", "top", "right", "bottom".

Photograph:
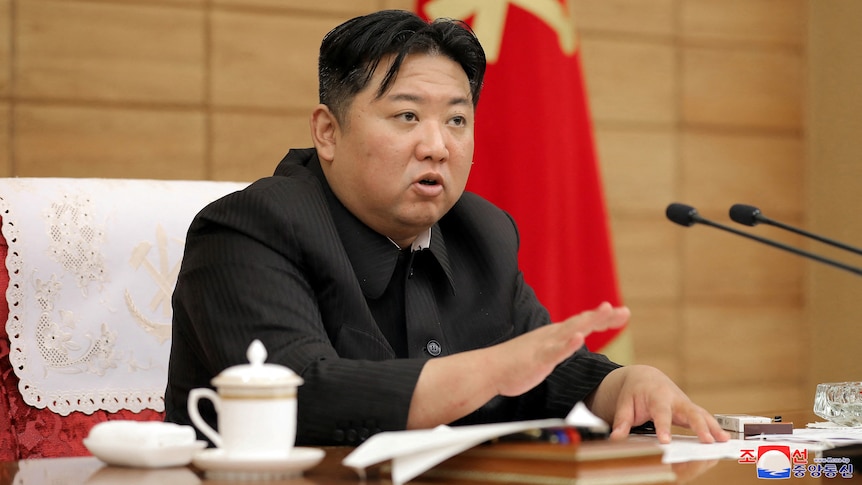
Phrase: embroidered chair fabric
[{"left": 0, "top": 178, "right": 246, "bottom": 460}]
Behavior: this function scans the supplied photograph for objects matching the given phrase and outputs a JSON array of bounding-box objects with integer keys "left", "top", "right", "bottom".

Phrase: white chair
[{"left": 0, "top": 177, "right": 246, "bottom": 459}]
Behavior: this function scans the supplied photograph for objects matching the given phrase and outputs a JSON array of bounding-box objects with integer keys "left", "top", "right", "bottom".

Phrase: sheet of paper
[
  {"left": 749, "top": 425, "right": 862, "bottom": 447},
  {"left": 345, "top": 406, "right": 862, "bottom": 483},
  {"left": 342, "top": 401, "right": 607, "bottom": 485},
  {"left": 661, "top": 435, "right": 833, "bottom": 463},
  {"left": 660, "top": 419, "right": 862, "bottom": 464}
]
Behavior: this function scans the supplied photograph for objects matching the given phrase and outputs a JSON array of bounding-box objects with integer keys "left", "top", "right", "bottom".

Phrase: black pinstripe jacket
[{"left": 164, "top": 148, "right": 620, "bottom": 446}]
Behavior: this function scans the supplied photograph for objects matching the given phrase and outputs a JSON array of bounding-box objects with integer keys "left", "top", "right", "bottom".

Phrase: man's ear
[{"left": 310, "top": 104, "right": 338, "bottom": 163}]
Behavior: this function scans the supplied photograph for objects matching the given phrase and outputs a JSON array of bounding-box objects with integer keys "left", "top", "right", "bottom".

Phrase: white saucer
[
  {"left": 84, "top": 438, "right": 207, "bottom": 468},
  {"left": 192, "top": 447, "right": 326, "bottom": 480}
]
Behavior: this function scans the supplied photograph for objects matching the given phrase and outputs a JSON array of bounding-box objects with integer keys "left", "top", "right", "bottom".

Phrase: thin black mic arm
[
  {"left": 666, "top": 203, "right": 862, "bottom": 277},
  {"left": 729, "top": 203, "right": 862, "bottom": 257}
]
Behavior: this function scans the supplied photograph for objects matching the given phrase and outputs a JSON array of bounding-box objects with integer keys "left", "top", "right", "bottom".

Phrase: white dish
[
  {"left": 192, "top": 447, "right": 325, "bottom": 480},
  {"left": 85, "top": 465, "right": 202, "bottom": 485},
  {"left": 84, "top": 438, "right": 207, "bottom": 468}
]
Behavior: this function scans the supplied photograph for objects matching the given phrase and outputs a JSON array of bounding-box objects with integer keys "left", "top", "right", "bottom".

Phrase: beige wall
[
  {"left": 2, "top": 0, "right": 844, "bottom": 415},
  {"left": 2, "top": 0, "right": 413, "bottom": 180},
  {"left": 578, "top": 0, "right": 807, "bottom": 413},
  {"left": 806, "top": 1, "right": 862, "bottom": 392}
]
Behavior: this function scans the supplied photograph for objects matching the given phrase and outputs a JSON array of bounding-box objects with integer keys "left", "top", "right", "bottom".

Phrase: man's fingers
[
  {"left": 563, "top": 302, "right": 630, "bottom": 335},
  {"left": 650, "top": 403, "right": 673, "bottom": 444},
  {"left": 671, "top": 404, "right": 730, "bottom": 444},
  {"left": 609, "top": 420, "right": 632, "bottom": 441},
  {"left": 690, "top": 409, "right": 730, "bottom": 443},
  {"left": 609, "top": 398, "right": 634, "bottom": 441},
  {"left": 685, "top": 410, "right": 710, "bottom": 443},
  {"left": 590, "top": 365, "right": 730, "bottom": 446}
]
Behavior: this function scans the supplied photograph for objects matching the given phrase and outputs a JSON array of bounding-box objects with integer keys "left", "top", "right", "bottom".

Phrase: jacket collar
[{"left": 280, "top": 149, "right": 456, "bottom": 299}]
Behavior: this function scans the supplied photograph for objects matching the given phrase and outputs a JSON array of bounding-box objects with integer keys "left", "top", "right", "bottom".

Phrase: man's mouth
[{"left": 413, "top": 175, "right": 444, "bottom": 196}]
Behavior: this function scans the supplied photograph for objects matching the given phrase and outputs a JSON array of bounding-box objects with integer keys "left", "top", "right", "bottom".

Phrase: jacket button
[{"left": 426, "top": 340, "right": 442, "bottom": 356}]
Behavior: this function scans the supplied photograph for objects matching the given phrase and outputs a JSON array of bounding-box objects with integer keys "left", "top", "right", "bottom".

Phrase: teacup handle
[{"left": 188, "top": 388, "right": 223, "bottom": 448}]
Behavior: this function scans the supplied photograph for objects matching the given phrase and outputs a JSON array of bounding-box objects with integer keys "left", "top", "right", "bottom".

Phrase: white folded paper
[{"left": 342, "top": 401, "right": 608, "bottom": 485}]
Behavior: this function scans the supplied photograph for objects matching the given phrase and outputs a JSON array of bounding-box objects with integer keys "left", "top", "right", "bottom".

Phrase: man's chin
[{"left": 396, "top": 212, "right": 445, "bottom": 234}]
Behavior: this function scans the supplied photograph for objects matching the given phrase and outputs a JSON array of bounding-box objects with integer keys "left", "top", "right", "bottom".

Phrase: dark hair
[{"left": 318, "top": 9, "right": 486, "bottom": 123}]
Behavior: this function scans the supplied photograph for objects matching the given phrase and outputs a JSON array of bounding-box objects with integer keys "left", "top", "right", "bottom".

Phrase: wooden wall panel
[
  {"left": 0, "top": 103, "right": 9, "bottom": 177},
  {"left": 576, "top": 1, "right": 682, "bottom": 380},
  {"left": 16, "top": 1, "right": 205, "bottom": 104},
  {"left": 599, "top": 130, "right": 676, "bottom": 217},
  {"left": 110, "top": 0, "right": 205, "bottom": 4},
  {"left": 682, "top": 230, "right": 803, "bottom": 303},
  {"left": 681, "top": 0, "right": 806, "bottom": 46},
  {"left": 625, "top": 304, "right": 682, "bottom": 382},
  {"left": 579, "top": 0, "right": 808, "bottom": 413},
  {"left": 580, "top": 39, "right": 675, "bottom": 124},
  {"left": 15, "top": 105, "right": 205, "bottom": 179},
  {"left": 1, "top": 0, "right": 816, "bottom": 416},
  {"left": 0, "top": 0, "right": 9, "bottom": 97},
  {"left": 381, "top": 0, "right": 414, "bottom": 11},
  {"left": 210, "top": 10, "right": 339, "bottom": 111},
  {"left": 682, "top": 305, "right": 804, "bottom": 385},
  {"left": 807, "top": 0, "right": 862, "bottom": 390},
  {"left": 213, "top": 0, "right": 377, "bottom": 15},
  {"left": 682, "top": 48, "right": 803, "bottom": 129},
  {"left": 571, "top": 0, "right": 674, "bottom": 36},
  {"left": 611, "top": 218, "right": 682, "bottom": 380},
  {"left": 0, "top": 0, "right": 7, "bottom": 176},
  {"left": 211, "top": 112, "right": 312, "bottom": 181},
  {"left": 683, "top": 304, "right": 806, "bottom": 413},
  {"left": 690, "top": 382, "right": 805, "bottom": 416},
  {"left": 612, "top": 218, "right": 679, "bottom": 302},
  {"left": 680, "top": 132, "right": 804, "bottom": 216}
]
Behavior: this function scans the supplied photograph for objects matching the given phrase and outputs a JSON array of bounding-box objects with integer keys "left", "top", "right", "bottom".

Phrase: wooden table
[{"left": 2, "top": 410, "right": 860, "bottom": 484}]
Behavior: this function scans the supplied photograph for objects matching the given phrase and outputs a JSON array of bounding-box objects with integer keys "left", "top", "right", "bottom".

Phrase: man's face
[{"left": 317, "top": 53, "right": 475, "bottom": 247}]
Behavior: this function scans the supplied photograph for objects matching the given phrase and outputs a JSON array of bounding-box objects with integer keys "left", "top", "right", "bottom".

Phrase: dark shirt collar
[{"left": 278, "top": 149, "right": 456, "bottom": 298}]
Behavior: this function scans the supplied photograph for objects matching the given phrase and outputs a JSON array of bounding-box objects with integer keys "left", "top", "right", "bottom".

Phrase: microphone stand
[
  {"left": 667, "top": 203, "right": 862, "bottom": 277},
  {"left": 729, "top": 203, "right": 862, "bottom": 257}
]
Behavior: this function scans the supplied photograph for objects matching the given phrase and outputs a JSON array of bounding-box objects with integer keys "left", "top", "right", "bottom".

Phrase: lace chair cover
[{"left": 0, "top": 178, "right": 246, "bottom": 459}]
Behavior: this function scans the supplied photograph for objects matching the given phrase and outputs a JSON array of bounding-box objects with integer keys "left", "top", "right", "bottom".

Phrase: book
[
  {"left": 342, "top": 404, "right": 653, "bottom": 484},
  {"left": 412, "top": 437, "right": 674, "bottom": 484}
]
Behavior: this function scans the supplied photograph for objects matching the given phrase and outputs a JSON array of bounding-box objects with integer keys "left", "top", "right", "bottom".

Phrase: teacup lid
[{"left": 211, "top": 340, "right": 304, "bottom": 389}]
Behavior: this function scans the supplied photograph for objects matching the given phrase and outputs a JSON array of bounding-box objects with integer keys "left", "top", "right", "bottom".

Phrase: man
[{"left": 165, "top": 9, "right": 728, "bottom": 446}]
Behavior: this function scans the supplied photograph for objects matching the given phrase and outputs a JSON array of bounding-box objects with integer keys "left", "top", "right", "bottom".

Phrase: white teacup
[{"left": 188, "top": 340, "right": 303, "bottom": 458}]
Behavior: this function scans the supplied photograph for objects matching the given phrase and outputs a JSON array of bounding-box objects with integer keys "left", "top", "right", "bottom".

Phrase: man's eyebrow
[{"left": 387, "top": 93, "right": 472, "bottom": 106}]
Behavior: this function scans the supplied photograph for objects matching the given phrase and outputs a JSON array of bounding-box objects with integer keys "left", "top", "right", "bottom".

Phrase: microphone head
[
  {"left": 729, "top": 204, "right": 762, "bottom": 226},
  {"left": 666, "top": 203, "right": 700, "bottom": 227}
]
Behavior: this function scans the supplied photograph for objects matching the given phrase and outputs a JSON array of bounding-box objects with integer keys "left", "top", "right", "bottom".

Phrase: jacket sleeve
[
  {"left": 445, "top": 199, "right": 622, "bottom": 424},
  {"left": 168, "top": 175, "right": 425, "bottom": 446},
  {"left": 461, "top": 265, "right": 621, "bottom": 423}
]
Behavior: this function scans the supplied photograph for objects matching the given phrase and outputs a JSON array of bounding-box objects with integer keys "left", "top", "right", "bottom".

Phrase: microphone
[
  {"left": 729, "top": 203, "right": 862, "bottom": 257},
  {"left": 666, "top": 202, "right": 862, "bottom": 277}
]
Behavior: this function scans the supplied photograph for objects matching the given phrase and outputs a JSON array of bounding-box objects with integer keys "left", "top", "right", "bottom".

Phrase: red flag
[{"left": 416, "top": 1, "right": 626, "bottom": 353}]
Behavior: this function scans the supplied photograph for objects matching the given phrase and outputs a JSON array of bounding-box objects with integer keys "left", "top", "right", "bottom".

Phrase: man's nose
[{"left": 416, "top": 122, "right": 449, "bottom": 162}]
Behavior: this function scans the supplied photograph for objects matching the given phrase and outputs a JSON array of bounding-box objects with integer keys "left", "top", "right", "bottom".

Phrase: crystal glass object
[{"left": 814, "top": 382, "right": 862, "bottom": 427}]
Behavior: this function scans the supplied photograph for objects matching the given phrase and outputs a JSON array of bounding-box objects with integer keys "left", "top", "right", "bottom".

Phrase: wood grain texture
[
  {"left": 16, "top": 1, "right": 205, "bottom": 104},
  {"left": 0, "top": 0, "right": 10, "bottom": 97},
  {"left": 0, "top": 0, "right": 818, "bottom": 415},
  {"left": 15, "top": 105, "right": 205, "bottom": 179}
]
